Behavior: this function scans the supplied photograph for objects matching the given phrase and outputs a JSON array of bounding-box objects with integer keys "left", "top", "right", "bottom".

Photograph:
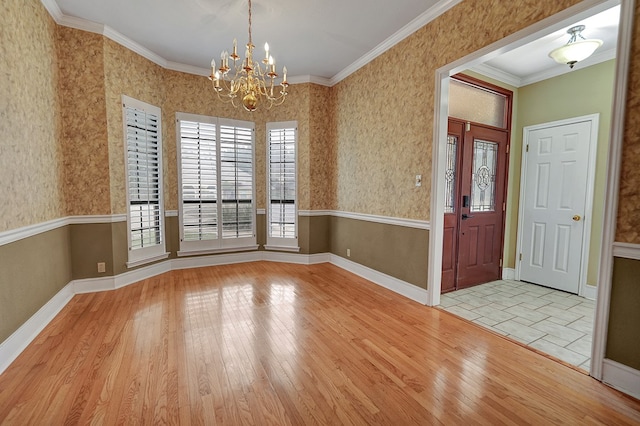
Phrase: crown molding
[
  {"left": 40, "top": 0, "right": 63, "bottom": 22},
  {"left": 330, "top": 0, "right": 463, "bottom": 85},
  {"left": 288, "top": 75, "right": 333, "bottom": 87},
  {"left": 469, "top": 63, "right": 523, "bottom": 87},
  {"left": 519, "top": 47, "right": 616, "bottom": 86},
  {"left": 165, "top": 61, "right": 210, "bottom": 77}
]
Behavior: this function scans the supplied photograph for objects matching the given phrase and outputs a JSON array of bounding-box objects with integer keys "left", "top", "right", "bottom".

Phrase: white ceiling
[{"left": 46, "top": 0, "right": 620, "bottom": 87}]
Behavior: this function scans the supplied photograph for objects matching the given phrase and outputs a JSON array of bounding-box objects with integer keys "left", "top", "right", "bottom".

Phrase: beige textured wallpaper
[
  {"left": 616, "top": 0, "right": 640, "bottom": 243},
  {"left": 103, "top": 39, "right": 167, "bottom": 215},
  {"left": 57, "top": 27, "right": 111, "bottom": 216},
  {"left": 0, "top": 0, "right": 64, "bottom": 232},
  {"left": 333, "top": 0, "right": 580, "bottom": 221}
]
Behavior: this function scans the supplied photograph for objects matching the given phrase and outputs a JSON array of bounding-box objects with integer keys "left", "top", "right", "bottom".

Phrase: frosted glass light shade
[{"left": 549, "top": 39, "right": 603, "bottom": 67}]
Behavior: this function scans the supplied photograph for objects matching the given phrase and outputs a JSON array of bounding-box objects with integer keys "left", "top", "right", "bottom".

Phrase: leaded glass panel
[
  {"left": 471, "top": 139, "right": 498, "bottom": 212},
  {"left": 445, "top": 135, "right": 457, "bottom": 213}
]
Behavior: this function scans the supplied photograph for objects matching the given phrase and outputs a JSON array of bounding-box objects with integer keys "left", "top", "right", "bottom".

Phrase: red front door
[{"left": 442, "top": 118, "right": 509, "bottom": 292}]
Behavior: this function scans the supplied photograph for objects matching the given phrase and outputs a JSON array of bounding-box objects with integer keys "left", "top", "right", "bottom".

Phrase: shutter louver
[
  {"left": 125, "top": 106, "right": 162, "bottom": 250},
  {"left": 268, "top": 126, "right": 296, "bottom": 239},
  {"left": 220, "top": 124, "right": 254, "bottom": 239},
  {"left": 180, "top": 120, "right": 218, "bottom": 241}
]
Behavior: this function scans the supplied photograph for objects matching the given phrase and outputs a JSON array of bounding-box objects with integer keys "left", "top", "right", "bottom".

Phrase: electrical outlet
[
  {"left": 347, "top": 248, "right": 351, "bottom": 257},
  {"left": 415, "top": 174, "right": 422, "bottom": 187},
  {"left": 97, "top": 262, "right": 106, "bottom": 273}
]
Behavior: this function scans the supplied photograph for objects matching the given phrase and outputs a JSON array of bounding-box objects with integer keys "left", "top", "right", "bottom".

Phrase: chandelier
[
  {"left": 549, "top": 25, "right": 603, "bottom": 69},
  {"left": 209, "top": 0, "right": 289, "bottom": 112}
]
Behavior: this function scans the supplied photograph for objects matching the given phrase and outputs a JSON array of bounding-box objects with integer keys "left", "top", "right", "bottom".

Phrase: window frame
[
  {"left": 176, "top": 112, "right": 257, "bottom": 255},
  {"left": 122, "top": 95, "right": 168, "bottom": 267},
  {"left": 265, "top": 121, "right": 299, "bottom": 251}
]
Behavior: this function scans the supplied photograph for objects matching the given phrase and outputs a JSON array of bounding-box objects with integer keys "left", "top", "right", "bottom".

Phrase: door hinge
[
  {"left": 519, "top": 253, "right": 523, "bottom": 261},
  {"left": 503, "top": 202, "right": 506, "bottom": 212},
  {"left": 466, "top": 121, "right": 471, "bottom": 132},
  {"left": 506, "top": 145, "right": 510, "bottom": 154},
  {"left": 499, "top": 258, "right": 503, "bottom": 267},
  {"left": 526, "top": 144, "right": 529, "bottom": 153}
]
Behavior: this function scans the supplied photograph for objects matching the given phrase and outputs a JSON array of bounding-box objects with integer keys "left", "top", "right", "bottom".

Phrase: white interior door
[{"left": 519, "top": 116, "right": 597, "bottom": 294}]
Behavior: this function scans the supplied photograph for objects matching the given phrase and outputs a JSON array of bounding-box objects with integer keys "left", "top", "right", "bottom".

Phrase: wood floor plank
[{"left": 0, "top": 261, "right": 639, "bottom": 424}]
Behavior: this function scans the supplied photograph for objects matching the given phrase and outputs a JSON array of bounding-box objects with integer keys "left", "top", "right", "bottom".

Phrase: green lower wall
[
  {"left": 0, "top": 227, "right": 72, "bottom": 343},
  {"left": 606, "top": 257, "right": 640, "bottom": 370},
  {"left": 330, "top": 216, "right": 429, "bottom": 289}
]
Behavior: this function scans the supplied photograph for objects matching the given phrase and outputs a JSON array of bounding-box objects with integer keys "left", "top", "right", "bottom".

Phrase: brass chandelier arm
[{"left": 209, "top": 0, "right": 289, "bottom": 112}]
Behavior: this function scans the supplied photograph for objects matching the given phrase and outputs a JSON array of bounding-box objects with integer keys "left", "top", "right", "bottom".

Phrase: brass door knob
[{"left": 573, "top": 215, "right": 581, "bottom": 221}]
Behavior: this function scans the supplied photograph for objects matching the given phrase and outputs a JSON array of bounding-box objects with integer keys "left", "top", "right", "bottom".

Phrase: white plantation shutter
[
  {"left": 266, "top": 121, "right": 298, "bottom": 249},
  {"left": 123, "top": 96, "right": 166, "bottom": 266},
  {"left": 220, "top": 123, "right": 254, "bottom": 239},
  {"left": 180, "top": 119, "right": 218, "bottom": 242},
  {"left": 177, "top": 113, "right": 256, "bottom": 253}
]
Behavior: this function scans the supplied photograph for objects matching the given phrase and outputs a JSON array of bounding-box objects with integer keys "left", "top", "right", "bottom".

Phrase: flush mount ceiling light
[
  {"left": 209, "top": 0, "right": 289, "bottom": 112},
  {"left": 549, "top": 25, "right": 603, "bottom": 69}
]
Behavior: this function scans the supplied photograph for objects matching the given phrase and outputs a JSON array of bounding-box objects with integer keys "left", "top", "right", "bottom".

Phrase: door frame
[
  {"left": 515, "top": 114, "right": 600, "bottom": 298},
  {"left": 427, "top": 0, "right": 634, "bottom": 384}
]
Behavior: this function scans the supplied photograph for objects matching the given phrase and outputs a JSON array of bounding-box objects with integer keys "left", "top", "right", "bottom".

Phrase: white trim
[
  {"left": 39, "top": 0, "right": 63, "bottom": 21},
  {"left": 502, "top": 268, "right": 516, "bottom": 280},
  {"left": 602, "top": 359, "right": 640, "bottom": 399},
  {"left": 0, "top": 217, "right": 68, "bottom": 246},
  {"left": 0, "top": 210, "right": 429, "bottom": 248},
  {"left": 612, "top": 242, "right": 640, "bottom": 260},
  {"left": 298, "top": 210, "right": 333, "bottom": 217},
  {"left": 165, "top": 61, "right": 209, "bottom": 77},
  {"left": 470, "top": 48, "right": 617, "bottom": 88},
  {"left": 125, "top": 252, "right": 170, "bottom": 268},
  {"left": 515, "top": 114, "right": 600, "bottom": 298},
  {"left": 264, "top": 245, "right": 301, "bottom": 253},
  {"left": 288, "top": 75, "right": 332, "bottom": 87},
  {"left": 593, "top": 0, "right": 635, "bottom": 381},
  {"left": 177, "top": 245, "right": 260, "bottom": 257},
  {"left": 330, "top": 0, "right": 463, "bottom": 85},
  {"left": 330, "top": 254, "right": 429, "bottom": 304},
  {"left": 331, "top": 210, "right": 430, "bottom": 230},
  {"left": 582, "top": 284, "right": 598, "bottom": 301},
  {"left": 0, "top": 282, "right": 74, "bottom": 375},
  {"left": 70, "top": 214, "right": 126, "bottom": 224},
  {"left": 0, "top": 214, "right": 126, "bottom": 247}
]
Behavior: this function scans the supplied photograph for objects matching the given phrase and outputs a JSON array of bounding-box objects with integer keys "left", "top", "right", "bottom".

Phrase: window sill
[
  {"left": 177, "top": 245, "right": 260, "bottom": 257},
  {"left": 264, "top": 245, "right": 301, "bottom": 253},
  {"left": 126, "top": 252, "right": 170, "bottom": 269}
]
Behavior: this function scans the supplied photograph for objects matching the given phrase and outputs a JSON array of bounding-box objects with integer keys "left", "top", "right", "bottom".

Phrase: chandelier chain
[{"left": 248, "top": 0, "right": 252, "bottom": 46}]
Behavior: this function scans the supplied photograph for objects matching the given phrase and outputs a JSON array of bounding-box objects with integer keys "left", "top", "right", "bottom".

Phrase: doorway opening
[
  {"left": 427, "top": 0, "right": 633, "bottom": 381},
  {"left": 442, "top": 75, "right": 512, "bottom": 293}
]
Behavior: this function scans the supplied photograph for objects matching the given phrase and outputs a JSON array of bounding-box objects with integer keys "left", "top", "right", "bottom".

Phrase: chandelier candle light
[{"left": 210, "top": 0, "right": 288, "bottom": 112}]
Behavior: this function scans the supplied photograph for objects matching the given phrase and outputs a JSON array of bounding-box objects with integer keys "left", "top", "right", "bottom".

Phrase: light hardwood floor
[{"left": 0, "top": 262, "right": 639, "bottom": 424}]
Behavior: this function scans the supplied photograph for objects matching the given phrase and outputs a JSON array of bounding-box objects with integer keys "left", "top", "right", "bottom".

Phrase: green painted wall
[
  {"left": 607, "top": 257, "right": 640, "bottom": 370},
  {"left": 0, "top": 228, "right": 72, "bottom": 343},
  {"left": 509, "top": 60, "right": 615, "bottom": 286}
]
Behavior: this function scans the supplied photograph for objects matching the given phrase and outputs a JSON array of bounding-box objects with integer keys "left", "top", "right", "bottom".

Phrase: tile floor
[{"left": 439, "top": 279, "right": 595, "bottom": 371}]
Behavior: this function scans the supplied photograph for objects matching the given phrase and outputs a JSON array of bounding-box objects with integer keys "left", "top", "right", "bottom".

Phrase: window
[
  {"left": 177, "top": 113, "right": 257, "bottom": 254},
  {"left": 123, "top": 95, "right": 167, "bottom": 267},
  {"left": 266, "top": 121, "right": 298, "bottom": 251}
]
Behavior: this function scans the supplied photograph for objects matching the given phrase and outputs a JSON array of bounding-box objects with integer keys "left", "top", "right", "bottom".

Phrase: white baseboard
[
  {"left": 581, "top": 283, "right": 597, "bottom": 300},
  {"left": 329, "top": 254, "right": 429, "bottom": 304},
  {"left": 2, "top": 251, "right": 424, "bottom": 376},
  {"left": 502, "top": 268, "right": 516, "bottom": 280},
  {"left": 0, "top": 282, "right": 75, "bottom": 374},
  {"left": 602, "top": 358, "right": 640, "bottom": 400}
]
